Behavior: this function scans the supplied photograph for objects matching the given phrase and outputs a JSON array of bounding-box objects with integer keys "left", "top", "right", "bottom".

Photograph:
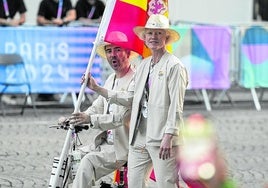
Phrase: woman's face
[{"left": 144, "top": 29, "right": 168, "bottom": 50}]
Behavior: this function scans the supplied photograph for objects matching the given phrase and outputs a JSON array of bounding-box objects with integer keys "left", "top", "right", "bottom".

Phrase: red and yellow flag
[{"left": 104, "top": 0, "right": 168, "bottom": 58}]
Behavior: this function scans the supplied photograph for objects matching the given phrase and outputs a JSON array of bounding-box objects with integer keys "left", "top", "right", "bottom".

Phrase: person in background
[
  {"left": 0, "top": 0, "right": 26, "bottom": 26},
  {"left": 37, "top": 0, "right": 76, "bottom": 26},
  {"left": 59, "top": 31, "right": 138, "bottom": 188},
  {"left": 75, "top": 0, "right": 105, "bottom": 25},
  {"left": 253, "top": 0, "right": 268, "bottom": 21},
  {"left": 87, "top": 14, "right": 188, "bottom": 188},
  {"left": 36, "top": 0, "right": 76, "bottom": 101}
]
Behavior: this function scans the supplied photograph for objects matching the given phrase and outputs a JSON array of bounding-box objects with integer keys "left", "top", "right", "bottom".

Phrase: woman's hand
[{"left": 159, "top": 133, "right": 173, "bottom": 160}]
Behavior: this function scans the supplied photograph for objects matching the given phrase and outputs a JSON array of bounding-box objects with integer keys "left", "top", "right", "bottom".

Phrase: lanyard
[
  {"left": 2, "top": 0, "right": 9, "bottom": 18},
  {"left": 87, "top": 6, "right": 96, "bottom": 19},
  {"left": 106, "top": 75, "right": 117, "bottom": 114},
  {"left": 57, "top": 0, "right": 63, "bottom": 19},
  {"left": 145, "top": 61, "right": 154, "bottom": 97}
]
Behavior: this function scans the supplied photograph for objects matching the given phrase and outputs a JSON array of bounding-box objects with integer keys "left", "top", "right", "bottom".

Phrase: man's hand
[
  {"left": 87, "top": 74, "right": 99, "bottom": 91},
  {"left": 52, "top": 18, "right": 64, "bottom": 26},
  {"left": 69, "top": 112, "right": 90, "bottom": 126},
  {"left": 81, "top": 73, "right": 99, "bottom": 91},
  {"left": 5, "top": 19, "right": 20, "bottom": 26},
  {"left": 58, "top": 116, "right": 69, "bottom": 126},
  {"left": 81, "top": 73, "right": 109, "bottom": 98}
]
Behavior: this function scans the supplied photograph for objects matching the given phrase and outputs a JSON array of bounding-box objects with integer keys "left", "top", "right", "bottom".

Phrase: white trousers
[
  {"left": 72, "top": 150, "right": 125, "bottom": 188},
  {"left": 128, "top": 117, "right": 178, "bottom": 188}
]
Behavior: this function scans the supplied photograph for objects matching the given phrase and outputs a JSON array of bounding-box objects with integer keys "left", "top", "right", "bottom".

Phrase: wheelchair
[
  {"left": 48, "top": 119, "right": 128, "bottom": 188},
  {"left": 48, "top": 119, "right": 89, "bottom": 187}
]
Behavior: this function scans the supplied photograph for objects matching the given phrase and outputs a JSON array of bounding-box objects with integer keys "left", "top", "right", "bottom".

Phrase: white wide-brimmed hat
[
  {"left": 133, "top": 14, "right": 180, "bottom": 44},
  {"left": 96, "top": 31, "right": 139, "bottom": 59}
]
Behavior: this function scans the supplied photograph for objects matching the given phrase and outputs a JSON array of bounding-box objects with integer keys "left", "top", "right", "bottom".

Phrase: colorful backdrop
[
  {"left": 172, "top": 25, "right": 232, "bottom": 89},
  {"left": 239, "top": 25, "right": 268, "bottom": 88},
  {"left": 2, "top": 25, "right": 268, "bottom": 94}
]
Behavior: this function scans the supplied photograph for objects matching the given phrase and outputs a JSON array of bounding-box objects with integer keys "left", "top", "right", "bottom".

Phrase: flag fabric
[
  {"left": 113, "top": 164, "right": 128, "bottom": 185},
  {"left": 104, "top": 0, "right": 168, "bottom": 57}
]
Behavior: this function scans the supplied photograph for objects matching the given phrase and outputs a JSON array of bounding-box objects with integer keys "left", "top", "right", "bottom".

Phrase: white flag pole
[
  {"left": 74, "top": 0, "right": 116, "bottom": 113},
  {"left": 50, "top": 0, "right": 116, "bottom": 187}
]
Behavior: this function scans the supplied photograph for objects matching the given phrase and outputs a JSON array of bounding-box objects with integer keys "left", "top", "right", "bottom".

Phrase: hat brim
[
  {"left": 133, "top": 26, "right": 180, "bottom": 45},
  {"left": 96, "top": 42, "right": 139, "bottom": 59}
]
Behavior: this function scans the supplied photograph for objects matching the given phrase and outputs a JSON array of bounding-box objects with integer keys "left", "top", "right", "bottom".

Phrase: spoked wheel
[
  {"left": 62, "top": 157, "right": 72, "bottom": 188},
  {"left": 49, "top": 156, "right": 71, "bottom": 188}
]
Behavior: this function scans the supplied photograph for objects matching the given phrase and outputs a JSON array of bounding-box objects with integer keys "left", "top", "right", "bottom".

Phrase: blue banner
[{"left": 0, "top": 26, "right": 102, "bottom": 93}]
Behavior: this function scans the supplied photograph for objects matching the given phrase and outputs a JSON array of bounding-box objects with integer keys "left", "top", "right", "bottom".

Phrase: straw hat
[
  {"left": 96, "top": 31, "right": 139, "bottom": 59},
  {"left": 133, "top": 14, "right": 180, "bottom": 44}
]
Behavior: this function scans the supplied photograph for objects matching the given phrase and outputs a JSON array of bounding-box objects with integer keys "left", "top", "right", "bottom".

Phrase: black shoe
[{"left": 100, "top": 181, "right": 112, "bottom": 188}]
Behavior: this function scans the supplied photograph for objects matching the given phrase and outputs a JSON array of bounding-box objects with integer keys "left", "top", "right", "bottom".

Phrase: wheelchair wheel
[{"left": 48, "top": 156, "right": 72, "bottom": 188}]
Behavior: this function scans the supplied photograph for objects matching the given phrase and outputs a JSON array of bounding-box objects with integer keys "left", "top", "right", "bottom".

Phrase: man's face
[
  {"left": 144, "top": 29, "right": 168, "bottom": 50},
  {"left": 104, "top": 45, "right": 130, "bottom": 72}
]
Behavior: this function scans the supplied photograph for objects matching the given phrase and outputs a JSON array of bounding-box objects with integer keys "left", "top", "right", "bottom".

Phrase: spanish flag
[{"left": 104, "top": 0, "right": 168, "bottom": 58}]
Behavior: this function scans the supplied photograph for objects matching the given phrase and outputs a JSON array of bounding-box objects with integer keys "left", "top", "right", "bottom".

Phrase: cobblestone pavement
[{"left": 0, "top": 94, "right": 268, "bottom": 188}]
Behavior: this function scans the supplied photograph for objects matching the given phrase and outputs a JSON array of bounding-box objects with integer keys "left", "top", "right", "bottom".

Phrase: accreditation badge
[{"left": 142, "top": 100, "right": 148, "bottom": 118}]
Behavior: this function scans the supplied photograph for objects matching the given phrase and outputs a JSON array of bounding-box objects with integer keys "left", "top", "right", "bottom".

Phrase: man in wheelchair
[{"left": 59, "top": 31, "right": 139, "bottom": 188}]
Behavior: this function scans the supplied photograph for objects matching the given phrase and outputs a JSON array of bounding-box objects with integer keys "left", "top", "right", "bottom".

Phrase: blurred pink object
[{"left": 178, "top": 114, "right": 218, "bottom": 188}]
